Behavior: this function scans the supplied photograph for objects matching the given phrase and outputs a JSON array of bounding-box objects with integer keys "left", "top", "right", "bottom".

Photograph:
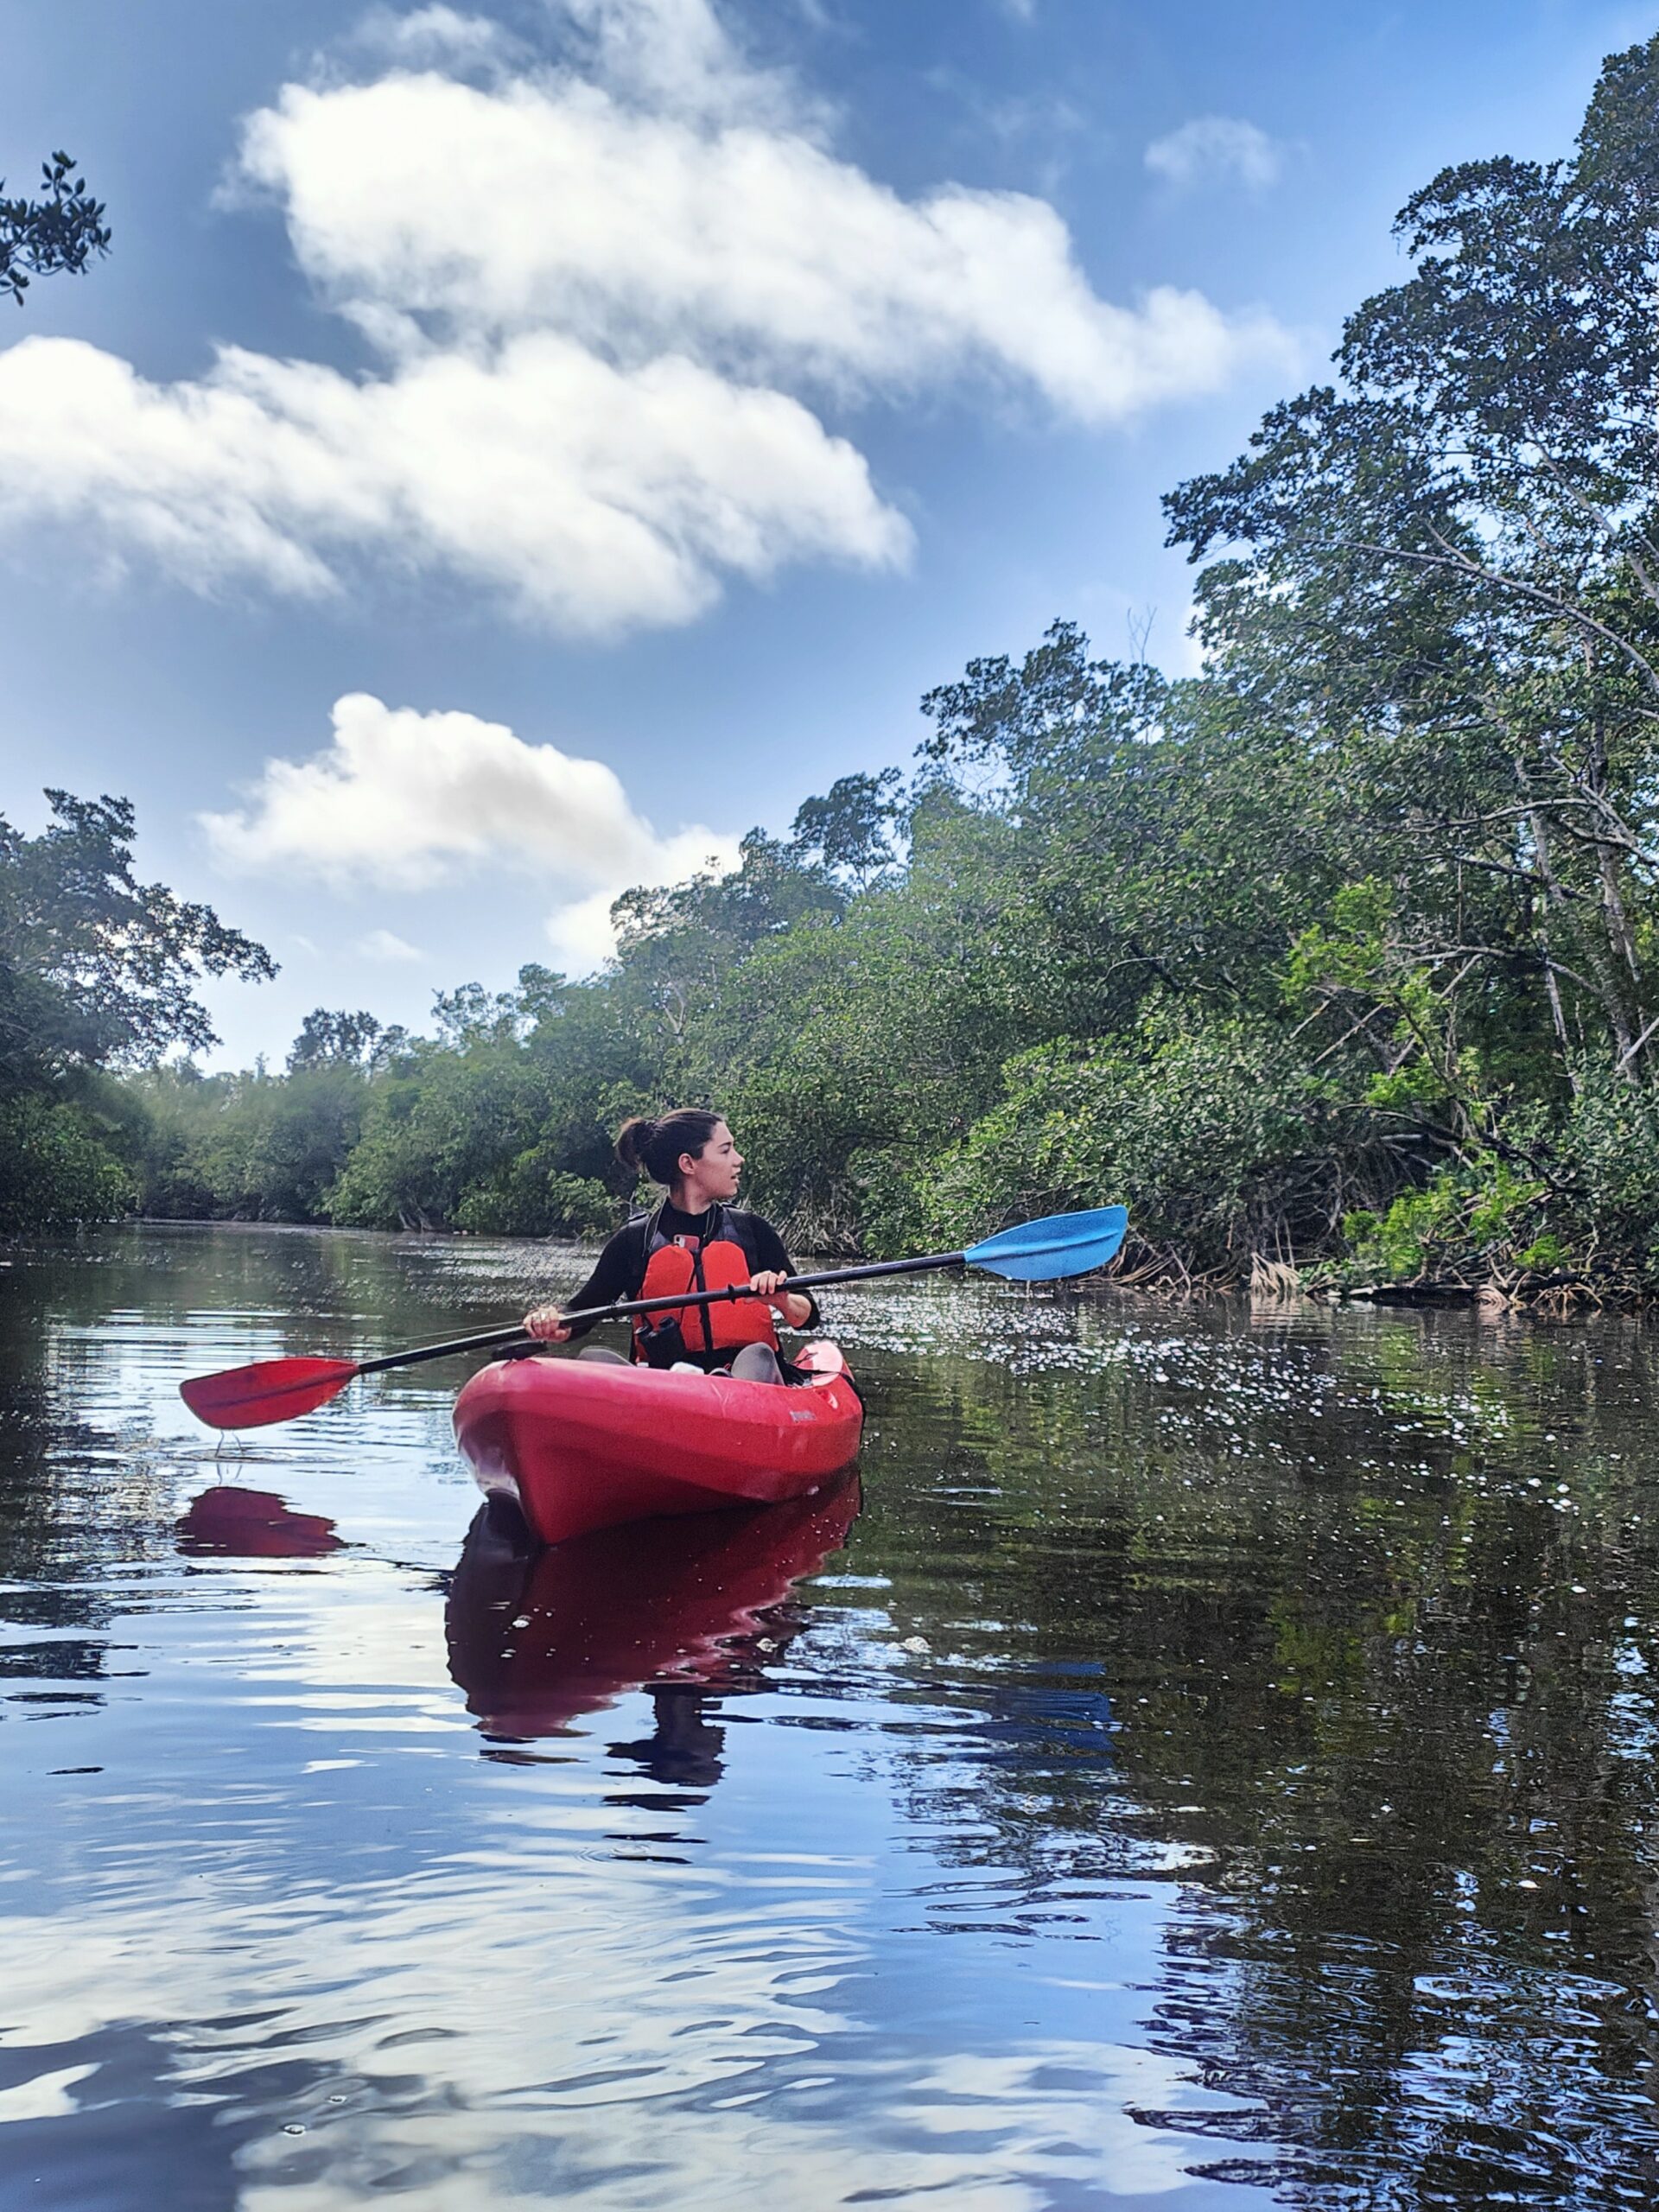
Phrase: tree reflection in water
[{"left": 846, "top": 1305, "right": 1659, "bottom": 2203}]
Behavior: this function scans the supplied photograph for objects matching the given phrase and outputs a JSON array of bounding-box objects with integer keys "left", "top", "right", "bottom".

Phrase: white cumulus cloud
[
  {"left": 241, "top": 66, "right": 1291, "bottom": 423},
  {"left": 0, "top": 0, "right": 1297, "bottom": 633},
  {"left": 356, "top": 927, "right": 427, "bottom": 962},
  {"left": 1145, "top": 116, "right": 1284, "bottom": 192},
  {"left": 201, "top": 693, "right": 739, "bottom": 970},
  {"left": 0, "top": 334, "right": 903, "bottom": 632}
]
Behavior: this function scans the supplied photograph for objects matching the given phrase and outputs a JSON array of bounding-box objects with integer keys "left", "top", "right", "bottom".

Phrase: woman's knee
[{"left": 730, "top": 1343, "right": 783, "bottom": 1385}]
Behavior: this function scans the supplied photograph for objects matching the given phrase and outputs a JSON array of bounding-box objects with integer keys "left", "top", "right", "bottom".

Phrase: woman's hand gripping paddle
[{"left": 179, "top": 1204, "right": 1129, "bottom": 1432}]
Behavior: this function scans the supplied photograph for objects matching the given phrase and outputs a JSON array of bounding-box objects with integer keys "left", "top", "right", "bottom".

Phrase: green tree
[
  {"left": 0, "top": 793, "right": 274, "bottom": 1228},
  {"left": 790, "top": 769, "right": 904, "bottom": 890},
  {"left": 1166, "top": 33, "right": 1659, "bottom": 1086},
  {"left": 2, "top": 151, "right": 110, "bottom": 307},
  {"left": 1, "top": 793, "right": 275, "bottom": 1082},
  {"left": 288, "top": 1007, "right": 383, "bottom": 1071},
  {"left": 327, "top": 967, "right": 631, "bottom": 1232}
]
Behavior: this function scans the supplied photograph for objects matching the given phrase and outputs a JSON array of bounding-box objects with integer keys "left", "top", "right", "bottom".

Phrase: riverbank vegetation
[{"left": 8, "top": 37, "right": 1659, "bottom": 1300}]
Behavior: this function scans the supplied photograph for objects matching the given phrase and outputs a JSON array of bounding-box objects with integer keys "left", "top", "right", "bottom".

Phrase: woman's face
[{"left": 681, "top": 1120, "right": 742, "bottom": 1201}]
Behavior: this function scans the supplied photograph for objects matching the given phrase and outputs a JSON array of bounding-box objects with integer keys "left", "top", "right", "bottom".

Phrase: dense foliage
[
  {"left": 0, "top": 794, "right": 274, "bottom": 1230},
  {"left": 13, "top": 37, "right": 1659, "bottom": 1295}
]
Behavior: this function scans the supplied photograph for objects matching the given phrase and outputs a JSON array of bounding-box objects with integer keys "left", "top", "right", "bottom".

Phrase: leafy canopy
[{"left": 0, "top": 792, "right": 276, "bottom": 1088}]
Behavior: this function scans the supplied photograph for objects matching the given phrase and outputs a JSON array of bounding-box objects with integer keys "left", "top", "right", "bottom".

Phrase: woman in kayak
[{"left": 523, "top": 1109, "right": 817, "bottom": 1384}]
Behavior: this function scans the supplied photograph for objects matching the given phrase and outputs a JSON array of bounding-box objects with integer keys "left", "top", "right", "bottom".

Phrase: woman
[{"left": 523, "top": 1110, "right": 817, "bottom": 1384}]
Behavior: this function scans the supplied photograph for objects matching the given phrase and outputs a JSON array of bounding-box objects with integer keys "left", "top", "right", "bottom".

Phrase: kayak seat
[{"left": 570, "top": 1344, "right": 791, "bottom": 1382}]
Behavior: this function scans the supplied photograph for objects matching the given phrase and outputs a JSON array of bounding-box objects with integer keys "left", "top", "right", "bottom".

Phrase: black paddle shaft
[{"left": 351, "top": 1249, "right": 969, "bottom": 1378}]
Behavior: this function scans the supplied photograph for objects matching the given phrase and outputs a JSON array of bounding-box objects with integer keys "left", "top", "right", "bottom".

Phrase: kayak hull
[{"left": 452, "top": 1339, "right": 863, "bottom": 1547}]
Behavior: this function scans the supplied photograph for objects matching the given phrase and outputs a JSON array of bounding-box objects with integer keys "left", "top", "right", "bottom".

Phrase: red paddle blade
[{"left": 179, "top": 1357, "right": 359, "bottom": 1431}]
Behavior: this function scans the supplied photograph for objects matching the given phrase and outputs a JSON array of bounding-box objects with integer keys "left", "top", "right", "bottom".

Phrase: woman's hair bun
[
  {"left": 615, "top": 1108, "right": 723, "bottom": 1186},
  {"left": 613, "top": 1115, "right": 658, "bottom": 1175}
]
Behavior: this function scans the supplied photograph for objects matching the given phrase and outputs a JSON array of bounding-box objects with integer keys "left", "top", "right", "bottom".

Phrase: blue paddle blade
[{"left": 963, "top": 1205, "right": 1128, "bottom": 1282}]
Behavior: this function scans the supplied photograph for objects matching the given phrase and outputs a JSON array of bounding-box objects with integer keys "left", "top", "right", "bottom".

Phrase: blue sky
[{"left": 3, "top": 0, "right": 1651, "bottom": 1065}]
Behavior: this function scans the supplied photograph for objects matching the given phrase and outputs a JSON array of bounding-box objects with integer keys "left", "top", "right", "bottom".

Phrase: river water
[{"left": 1, "top": 1223, "right": 1656, "bottom": 2210}]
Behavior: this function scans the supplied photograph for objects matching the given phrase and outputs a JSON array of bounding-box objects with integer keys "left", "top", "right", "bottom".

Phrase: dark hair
[{"left": 615, "top": 1109, "right": 725, "bottom": 1186}]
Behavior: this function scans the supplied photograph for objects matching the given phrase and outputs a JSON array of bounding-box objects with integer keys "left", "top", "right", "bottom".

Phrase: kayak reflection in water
[
  {"left": 523, "top": 1109, "right": 818, "bottom": 1382},
  {"left": 444, "top": 1470, "right": 861, "bottom": 1747}
]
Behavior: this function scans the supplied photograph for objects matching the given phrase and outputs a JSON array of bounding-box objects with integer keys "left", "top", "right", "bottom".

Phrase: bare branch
[{"left": 1342, "top": 535, "right": 1659, "bottom": 702}]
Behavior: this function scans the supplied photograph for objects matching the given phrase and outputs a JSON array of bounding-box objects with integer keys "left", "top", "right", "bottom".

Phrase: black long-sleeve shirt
[{"left": 560, "top": 1204, "right": 820, "bottom": 1342}]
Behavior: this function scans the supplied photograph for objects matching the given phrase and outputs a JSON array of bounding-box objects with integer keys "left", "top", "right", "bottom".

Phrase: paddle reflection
[
  {"left": 444, "top": 1472, "right": 861, "bottom": 1747},
  {"left": 175, "top": 1484, "right": 345, "bottom": 1558}
]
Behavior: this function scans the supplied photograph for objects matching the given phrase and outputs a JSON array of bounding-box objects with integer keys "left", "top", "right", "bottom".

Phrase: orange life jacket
[{"left": 631, "top": 1208, "right": 779, "bottom": 1363}]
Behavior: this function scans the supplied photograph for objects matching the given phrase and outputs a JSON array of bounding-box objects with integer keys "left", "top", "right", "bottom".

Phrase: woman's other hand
[
  {"left": 748, "top": 1272, "right": 811, "bottom": 1327},
  {"left": 524, "top": 1306, "right": 573, "bottom": 1343}
]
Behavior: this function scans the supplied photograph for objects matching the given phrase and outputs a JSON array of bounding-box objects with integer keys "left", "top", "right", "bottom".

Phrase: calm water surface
[{"left": 2, "top": 1224, "right": 1657, "bottom": 2210}]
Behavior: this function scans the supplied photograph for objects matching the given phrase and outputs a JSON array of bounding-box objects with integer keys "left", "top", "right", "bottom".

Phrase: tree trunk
[{"left": 1530, "top": 804, "right": 1638, "bottom": 1076}]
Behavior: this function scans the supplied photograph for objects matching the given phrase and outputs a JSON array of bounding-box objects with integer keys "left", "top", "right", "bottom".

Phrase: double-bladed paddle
[{"left": 178, "top": 1204, "right": 1128, "bottom": 1432}]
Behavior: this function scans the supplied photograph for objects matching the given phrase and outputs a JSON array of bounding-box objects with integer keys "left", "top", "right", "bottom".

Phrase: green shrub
[
  {"left": 453, "top": 1158, "right": 615, "bottom": 1239},
  {"left": 0, "top": 1093, "right": 133, "bottom": 1230},
  {"left": 1548, "top": 1063, "right": 1659, "bottom": 1263},
  {"left": 918, "top": 1007, "right": 1359, "bottom": 1271},
  {"left": 1324, "top": 1156, "right": 1552, "bottom": 1287}
]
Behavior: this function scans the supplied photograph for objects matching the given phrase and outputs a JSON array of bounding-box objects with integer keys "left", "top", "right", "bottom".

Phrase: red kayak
[{"left": 451, "top": 1339, "right": 863, "bottom": 1547}]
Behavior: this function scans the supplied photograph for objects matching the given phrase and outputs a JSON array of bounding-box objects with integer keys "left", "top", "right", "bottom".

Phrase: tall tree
[
  {"left": 1166, "top": 33, "right": 1659, "bottom": 1089},
  {"left": 0, "top": 792, "right": 275, "bottom": 1085},
  {"left": 0, "top": 791, "right": 272, "bottom": 1229},
  {"left": 790, "top": 770, "right": 904, "bottom": 890},
  {"left": 287, "top": 1008, "right": 383, "bottom": 1072}
]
